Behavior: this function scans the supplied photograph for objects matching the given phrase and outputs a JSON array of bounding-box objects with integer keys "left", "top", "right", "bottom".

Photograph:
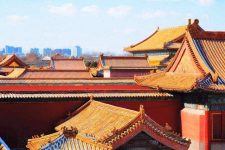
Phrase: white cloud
[
  {"left": 48, "top": 3, "right": 75, "bottom": 16},
  {"left": 138, "top": 10, "right": 166, "bottom": 19},
  {"left": 81, "top": 5, "right": 100, "bottom": 15},
  {"left": 197, "top": 0, "right": 214, "bottom": 5},
  {"left": 7, "top": 15, "right": 28, "bottom": 23},
  {"left": 107, "top": 6, "right": 131, "bottom": 18}
]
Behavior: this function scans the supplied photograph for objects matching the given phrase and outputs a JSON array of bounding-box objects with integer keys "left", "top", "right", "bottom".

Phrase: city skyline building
[
  {"left": 0, "top": 45, "right": 83, "bottom": 58},
  {"left": 72, "top": 46, "right": 82, "bottom": 57},
  {"left": 4, "top": 45, "right": 24, "bottom": 56},
  {"left": 43, "top": 48, "right": 52, "bottom": 57},
  {"left": 30, "top": 48, "right": 40, "bottom": 56}
]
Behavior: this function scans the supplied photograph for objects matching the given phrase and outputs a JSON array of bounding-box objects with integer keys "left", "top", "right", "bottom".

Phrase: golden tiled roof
[
  {"left": 0, "top": 55, "right": 14, "bottom": 66},
  {"left": 26, "top": 132, "right": 61, "bottom": 150},
  {"left": 27, "top": 130, "right": 112, "bottom": 150},
  {"left": 147, "top": 55, "right": 169, "bottom": 67},
  {"left": 0, "top": 55, "right": 27, "bottom": 67},
  {"left": 135, "top": 72, "right": 203, "bottom": 92},
  {"left": 124, "top": 25, "right": 187, "bottom": 52},
  {"left": 55, "top": 100, "right": 139, "bottom": 140},
  {"left": 0, "top": 68, "right": 25, "bottom": 78},
  {"left": 193, "top": 36, "right": 225, "bottom": 82},
  {"left": 27, "top": 100, "right": 190, "bottom": 150},
  {"left": 99, "top": 55, "right": 151, "bottom": 69},
  {"left": 200, "top": 84, "right": 225, "bottom": 93},
  {"left": 134, "top": 20, "right": 225, "bottom": 92},
  {"left": 51, "top": 57, "right": 87, "bottom": 70},
  {"left": 19, "top": 69, "right": 92, "bottom": 79}
]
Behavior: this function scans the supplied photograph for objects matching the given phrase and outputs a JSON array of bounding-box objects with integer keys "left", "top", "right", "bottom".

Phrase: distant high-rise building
[
  {"left": 5, "top": 45, "right": 14, "bottom": 54},
  {"left": 53, "top": 48, "right": 71, "bottom": 57},
  {"left": 62, "top": 48, "right": 71, "bottom": 57},
  {"left": 30, "top": 48, "right": 40, "bottom": 56},
  {"left": 43, "top": 48, "right": 52, "bottom": 57},
  {"left": 5, "top": 45, "right": 23, "bottom": 56},
  {"left": 72, "top": 46, "right": 82, "bottom": 57},
  {"left": 0, "top": 48, "right": 4, "bottom": 55}
]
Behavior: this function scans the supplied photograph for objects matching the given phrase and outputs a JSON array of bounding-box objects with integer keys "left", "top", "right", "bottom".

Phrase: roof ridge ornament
[
  {"left": 193, "top": 19, "right": 199, "bottom": 25},
  {"left": 63, "top": 126, "right": 78, "bottom": 138},
  {"left": 139, "top": 105, "right": 145, "bottom": 120},
  {"left": 188, "top": 19, "right": 192, "bottom": 25},
  {"left": 90, "top": 95, "right": 94, "bottom": 101},
  {"left": 211, "top": 72, "right": 219, "bottom": 83}
]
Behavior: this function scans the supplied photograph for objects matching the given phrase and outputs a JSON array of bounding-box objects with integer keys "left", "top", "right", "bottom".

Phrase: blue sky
[{"left": 0, "top": 0, "right": 224, "bottom": 54}]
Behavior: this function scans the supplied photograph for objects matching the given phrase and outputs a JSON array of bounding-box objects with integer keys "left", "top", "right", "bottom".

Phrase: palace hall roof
[
  {"left": 192, "top": 32, "right": 225, "bottom": 82},
  {"left": 124, "top": 19, "right": 203, "bottom": 52},
  {"left": 0, "top": 68, "right": 26, "bottom": 78},
  {"left": 98, "top": 54, "right": 152, "bottom": 69},
  {"left": 124, "top": 25, "right": 187, "bottom": 52},
  {"left": 135, "top": 19, "right": 225, "bottom": 93},
  {"left": 0, "top": 78, "right": 135, "bottom": 85},
  {"left": 19, "top": 69, "right": 92, "bottom": 79},
  {"left": 136, "top": 72, "right": 203, "bottom": 92},
  {"left": 27, "top": 100, "right": 190, "bottom": 150},
  {"left": 0, "top": 55, "right": 28, "bottom": 79},
  {"left": 0, "top": 92, "right": 173, "bottom": 99},
  {"left": 50, "top": 56, "right": 87, "bottom": 70},
  {"left": 0, "top": 55, "right": 27, "bottom": 68}
]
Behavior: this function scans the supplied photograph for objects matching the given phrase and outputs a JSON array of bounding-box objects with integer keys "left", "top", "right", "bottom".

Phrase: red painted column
[
  {"left": 181, "top": 107, "right": 209, "bottom": 150},
  {"left": 205, "top": 110, "right": 209, "bottom": 150}
]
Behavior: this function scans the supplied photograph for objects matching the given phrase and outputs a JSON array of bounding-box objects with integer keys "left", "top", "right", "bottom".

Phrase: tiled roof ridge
[
  {"left": 26, "top": 132, "right": 61, "bottom": 150},
  {"left": 51, "top": 57, "right": 84, "bottom": 60},
  {"left": 0, "top": 55, "right": 14, "bottom": 66},
  {"left": 0, "top": 92, "right": 173, "bottom": 99},
  {"left": 135, "top": 72, "right": 204, "bottom": 92},
  {"left": 91, "top": 100, "right": 139, "bottom": 114},
  {"left": 102, "top": 55, "right": 148, "bottom": 59},
  {"left": 182, "top": 36, "right": 206, "bottom": 74},
  {"left": 75, "top": 132, "right": 112, "bottom": 149},
  {"left": 191, "top": 31, "right": 225, "bottom": 39},
  {"left": 125, "top": 27, "right": 159, "bottom": 50},
  {"left": 0, "top": 54, "right": 27, "bottom": 67},
  {"left": 26, "top": 68, "right": 89, "bottom": 72},
  {"left": 55, "top": 99, "right": 93, "bottom": 128},
  {"left": 197, "top": 73, "right": 225, "bottom": 93},
  {"left": 200, "top": 84, "right": 225, "bottom": 93},
  {"left": 102, "top": 106, "right": 190, "bottom": 149},
  {"left": 186, "top": 30, "right": 216, "bottom": 76},
  {"left": 28, "top": 132, "right": 61, "bottom": 142},
  {"left": 34, "top": 129, "right": 112, "bottom": 150},
  {"left": 73, "top": 100, "right": 138, "bottom": 118},
  {"left": 99, "top": 54, "right": 150, "bottom": 69},
  {"left": 165, "top": 34, "right": 207, "bottom": 75},
  {"left": 124, "top": 25, "right": 187, "bottom": 50}
]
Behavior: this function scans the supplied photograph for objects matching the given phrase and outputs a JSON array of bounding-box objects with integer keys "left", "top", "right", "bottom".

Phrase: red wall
[
  {"left": 0, "top": 99, "right": 182, "bottom": 148},
  {"left": 0, "top": 101, "right": 86, "bottom": 148},
  {"left": 110, "top": 69, "right": 150, "bottom": 77}
]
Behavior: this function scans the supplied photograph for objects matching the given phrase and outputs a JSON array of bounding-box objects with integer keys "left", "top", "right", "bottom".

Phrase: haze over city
[{"left": 0, "top": 0, "right": 223, "bottom": 55}]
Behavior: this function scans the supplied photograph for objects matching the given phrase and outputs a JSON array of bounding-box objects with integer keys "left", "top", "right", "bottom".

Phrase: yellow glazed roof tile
[
  {"left": 55, "top": 100, "right": 139, "bottom": 141},
  {"left": 124, "top": 25, "right": 187, "bottom": 52}
]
